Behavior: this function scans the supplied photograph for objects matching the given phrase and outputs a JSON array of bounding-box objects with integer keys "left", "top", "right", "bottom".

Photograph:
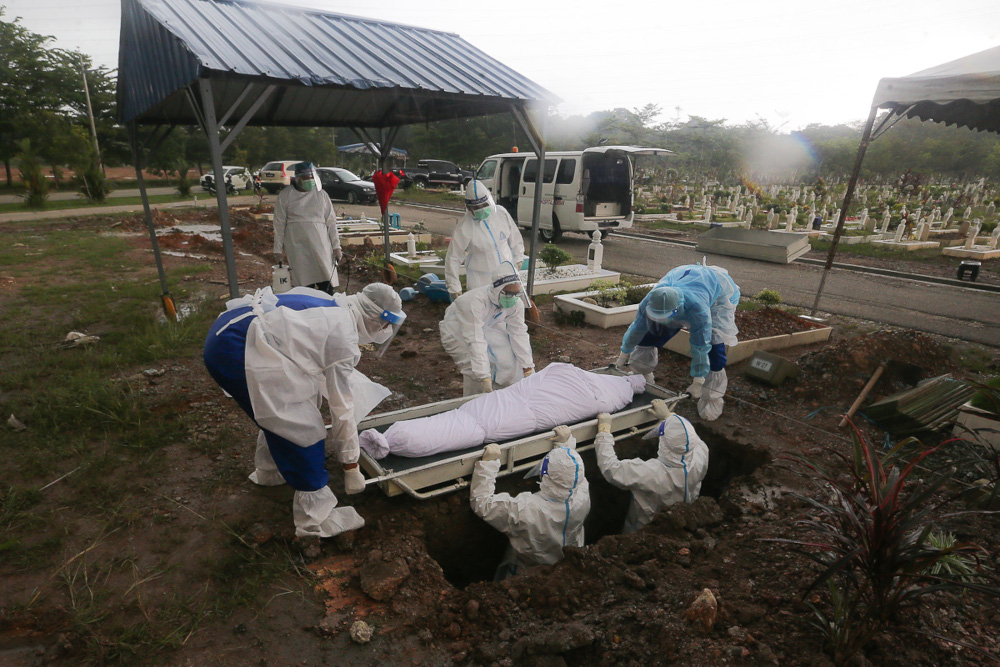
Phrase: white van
[{"left": 474, "top": 146, "right": 672, "bottom": 242}]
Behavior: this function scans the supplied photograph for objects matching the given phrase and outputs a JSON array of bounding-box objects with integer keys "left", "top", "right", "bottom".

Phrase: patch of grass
[
  {"left": 393, "top": 189, "right": 464, "bottom": 208},
  {"left": 637, "top": 220, "right": 695, "bottom": 233},
  {"left": 0, "top": 193, "right": 195, "bottom": 215},
  {"left": 809, "top": 238, "right": 943, "bottom": 263}
]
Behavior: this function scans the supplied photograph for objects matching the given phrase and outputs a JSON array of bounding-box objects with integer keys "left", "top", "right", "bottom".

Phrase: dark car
[
  {"left": 316, "top": 167, "right": 377, "bottom": 204},
  {"left": 394, "top": 159, "right": 473, "bottom": 189}
]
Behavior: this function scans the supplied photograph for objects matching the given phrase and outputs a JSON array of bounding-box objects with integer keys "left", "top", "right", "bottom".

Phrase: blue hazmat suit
[{"left": 619, "top": 264, "right": 740, "bottom": 420}]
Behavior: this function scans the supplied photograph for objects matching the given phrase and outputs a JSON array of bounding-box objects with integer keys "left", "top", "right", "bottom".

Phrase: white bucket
[{"left": 272, "top": 263, "right": 291, "bottom": 293}]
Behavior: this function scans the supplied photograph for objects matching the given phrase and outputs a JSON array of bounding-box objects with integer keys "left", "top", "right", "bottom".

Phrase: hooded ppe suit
[
  {"left": 620, "top": 264, "right": 740, "bottom": 421},
  {"left": 595, "top": 414, "right": 709, "bottom": 533},
  {"left": 440, "top": 262, "right": 534, "bottom": 396},
  {"left": 203, "top": 285, "right": 404, "bottom": 538},
  {"left": 470, "top": 438, "right": 590, "bottom": 579},
  {"left": 274, "top": 163, "right": 342, "bottom": 292},
  {"left": 445, "top": 180, "right": 524, "bottom": 296}
]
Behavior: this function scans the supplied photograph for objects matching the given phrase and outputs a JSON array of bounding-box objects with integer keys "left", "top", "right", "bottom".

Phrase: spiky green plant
[{"left": 771, "top": 426, "right": 999, "bottom": 664}]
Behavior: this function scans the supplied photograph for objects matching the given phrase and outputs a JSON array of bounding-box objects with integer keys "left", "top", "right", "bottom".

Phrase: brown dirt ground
[{"left": 2, "top": 208, "right": 999, "bottom": 666}]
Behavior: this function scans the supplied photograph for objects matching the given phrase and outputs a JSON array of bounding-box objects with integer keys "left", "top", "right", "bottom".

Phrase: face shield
[
  {"left": 464, "top": 180, "right": 493, "bottom": 221},
  {"left": 293, "top": 162, "right": 319, "bottom": 192},
  {"left": 374, "top": 307, "right": 406, "bottom": 358},
  {"left": 491, "top": 260, "right": 527, "bottom": 309}
]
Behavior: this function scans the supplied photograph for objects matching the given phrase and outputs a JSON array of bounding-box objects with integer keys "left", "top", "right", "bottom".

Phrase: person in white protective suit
[
  {"left": 445, "top": 179, "right": 524, "bottom": 299},
  {"left": 273, "top": 162, "right": 343, "bottom": 295},
  {"left": 615, "top": 262, "right": 740, "bottom": 421},
  {"left": 595, "top": 401, "right": 710, "bottom": 533},
  {"left": 202, "top": 283, "right": 405, "bottom": 538},
  {"left": 440, "top": 261, "right": 535, "bottom": 396},
  {"left": 470, "top": 426, "right": 590, "bottom": 579}
]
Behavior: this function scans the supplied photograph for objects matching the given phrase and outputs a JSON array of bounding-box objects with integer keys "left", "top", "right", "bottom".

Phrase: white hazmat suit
[
  {"left": 445, "top": 180, "right": 524, "bottom": 296},
  {"left": 471, "top": 437, "right": 590, "bottom": 578},
  {"left": 440, "top": 262, "right": 534, "bottom": 396},
  {"left": 595, "top": 414, "right": 709, "bottom": 533},
  {"left": 273, "top": 166, "right": 342, "bottom": 289},
  {"left": 203, "top": 284, "right": 403, "bottom": 539}
]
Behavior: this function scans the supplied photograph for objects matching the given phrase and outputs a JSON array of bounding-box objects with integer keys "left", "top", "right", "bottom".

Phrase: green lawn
[{"left": 0, "top": 193, "right": 197, "bottom": 214}]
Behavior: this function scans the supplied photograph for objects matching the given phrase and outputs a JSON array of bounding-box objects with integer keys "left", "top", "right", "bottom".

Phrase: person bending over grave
[
  {"left": 614, "top": 262, "right": 740, "bottom": 421},
  {"left": 203, "top": 284, "right": 405, "bottom": 538},
  {"left": 359, "top": 363, "right": 645, "bottom": 459},
  {"left": 595, "top": 402, "right": 709, "bottom": 533},
  {"left": 470, "top": 426, "right": 590, "bottom": 579}
]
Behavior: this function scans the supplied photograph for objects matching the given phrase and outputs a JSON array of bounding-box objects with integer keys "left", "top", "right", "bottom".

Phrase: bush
[
  {"left": 539, "top": 245, "right": 573, "bottom": 275},
  {"left": 176, "top": 162, "right": 192, "bottom": 196},
  {"left": 589, "top": 279, "right": 627, "bottom": 307},
  {"left": 73, "top": 148, "right": 111, "bottom": 203},
  {"left": 753, "top": 289, "right": 782, "bottom": 307},
  {"left": 16, "top": 139, "right": 49, "bottom": 208},
  {"left": 969, "top": 376, "right": 1000, "bottom": 415}
]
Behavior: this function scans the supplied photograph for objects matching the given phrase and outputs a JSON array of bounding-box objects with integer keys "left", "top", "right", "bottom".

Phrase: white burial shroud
[{"left": 359, "top": 363, "right": 646, "bottom": 459}]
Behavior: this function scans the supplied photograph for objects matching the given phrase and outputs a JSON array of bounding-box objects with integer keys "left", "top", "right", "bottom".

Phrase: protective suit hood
[
  {"left": 464, "top": 179, "right": 496, "bottom": 217},
  {"left": 646, "top": 286, "right": 683, "bottom": 323},
  {"left": 342, "top": 283, "right": 404, "bottom": 346},
  {"left": 539, "top": 442, "right": 586, "bottom": 500},
  {"left": 488, "top": 261, "right": 523, "bottom": 307},
  {"left": 657, "top": 414, "right": 699, "bottom": 467}
]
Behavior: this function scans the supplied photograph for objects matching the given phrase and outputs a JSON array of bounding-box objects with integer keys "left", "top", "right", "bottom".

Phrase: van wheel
[
  {"left": 540, "top": 217, "right": 563, "bottom": 243},
  {"left": 600, "top": 230, "right": 611, "bottom": 240}
]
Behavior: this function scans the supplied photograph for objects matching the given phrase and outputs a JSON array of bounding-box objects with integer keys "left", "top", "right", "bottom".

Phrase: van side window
[
  {"left": 476, "top": 160, "right": 497, "bottom": 180},
  {"left": 523, "top": 159, "right": 557, "bottom": 183},
  {"left": 556, "top": 159, "right": 576, "bottom": 184}
]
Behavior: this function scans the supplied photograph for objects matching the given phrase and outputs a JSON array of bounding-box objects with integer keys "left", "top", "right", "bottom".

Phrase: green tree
[{"left": 0, "top": 9, "right": 82, "bottom": 185}]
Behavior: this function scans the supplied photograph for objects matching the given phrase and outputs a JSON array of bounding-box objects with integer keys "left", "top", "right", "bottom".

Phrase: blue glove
[{"left": 690, "top": 344, "right": 711, "bottom": 378}]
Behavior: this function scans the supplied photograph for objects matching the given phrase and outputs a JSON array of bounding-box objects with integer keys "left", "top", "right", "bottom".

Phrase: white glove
[
  {"left": 479, "top": 378, "right": 493, "bottom": 393},
  {"left": 482, "top": 443, "right": 501, "bottom": 461},
  {"left": 614, "top": 352, "right": 630, "bottom": 369},
  {"left": 332, "top": 247, "right": 343, "bottom": 264},
  {"left": 686, "top": 376, "right": 705, "bottom": 399},
  {"left": 344, "top": 467, "right": 365, "bottom": 495},
  {"left": 523, "top": 368, "right": 534, "bottom": 377},
  {"left": 450, "top": 292, "right": 461, "bottom": 302},
  {"left": 597, "top": 413, "right": 612, "bottom": 434},
  {"left": 551, "top": 425, "right": 572, "bottom": 443},
  {"left": 650, "top": 399, "right": 673, "bottom": 420}
]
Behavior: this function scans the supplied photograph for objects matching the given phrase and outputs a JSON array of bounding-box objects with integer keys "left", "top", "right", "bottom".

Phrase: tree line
[{"left": 5, "top": 7, "right": 1000, "bottom": 204}]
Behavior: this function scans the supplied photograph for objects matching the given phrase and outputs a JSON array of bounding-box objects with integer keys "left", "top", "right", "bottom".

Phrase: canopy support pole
[
  {"left": 199, "top": 77, "right": 240, "bottom": 299},
  {"left": 510, "top": 103, "right": 545, "bottom": 299},
  {"left": 380, "top": 127, "right": 400, "bottom": 265},
  {"left": 127, "top": 121, "right": 176, "bottom": 320},
  {"left": 810, "top": 106, "right": 878, "bottom": 317},
  {"left": 219, "top": 84, "right": 276, "bottom": 154}
]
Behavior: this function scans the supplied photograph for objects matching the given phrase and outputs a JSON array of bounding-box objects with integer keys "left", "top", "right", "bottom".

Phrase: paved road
[
  {"left": 396, "top": 204, "right": 1000, "bottom": 348},
  {"left": 0, "top": 186, "right": 182, "bottom": 204}
]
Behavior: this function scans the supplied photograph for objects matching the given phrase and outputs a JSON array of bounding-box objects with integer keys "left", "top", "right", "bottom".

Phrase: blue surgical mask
[
  {"left": 498, "top": 293, "right": 519, "bottom": 309},
  {"left": 472, "top": 208, "right": 490, "bottom": 221}
]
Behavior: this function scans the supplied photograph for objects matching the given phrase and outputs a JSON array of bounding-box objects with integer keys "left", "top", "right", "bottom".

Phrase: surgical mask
[
  {"left": 472, "top": 207, "right": 490, "bottom": 221},
  {"left": 299, "top": 179, "right": 316, "bottom": 192},
  {"left": 498, "top": 294, "right": 519, "bottom": 309}
]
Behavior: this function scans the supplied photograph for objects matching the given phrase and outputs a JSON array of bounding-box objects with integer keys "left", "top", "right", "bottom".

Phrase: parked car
[
  {"left": 395, "top": 159, "right": 473, "bottom": 189},
  {"left": 258, "top": 160, "right": 301, "bottom": 194},
  {"left": 200, "top": 166, "right": 253, "bottom": 194},
  {"left": 474, "top": 146, "right": 672, "bottom": 242},
  {"left": 316, "top": 167, "right": 377, "bottom": 204}
]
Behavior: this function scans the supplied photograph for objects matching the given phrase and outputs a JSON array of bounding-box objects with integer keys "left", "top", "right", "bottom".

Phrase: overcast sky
[{"left": 6, "top": 0, "right": 1000, "bottom": 131}]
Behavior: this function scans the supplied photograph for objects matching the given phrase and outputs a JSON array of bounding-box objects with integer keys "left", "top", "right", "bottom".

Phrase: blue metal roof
[{"left": 117, "top": 0, "right": 554, "bottom": 126}]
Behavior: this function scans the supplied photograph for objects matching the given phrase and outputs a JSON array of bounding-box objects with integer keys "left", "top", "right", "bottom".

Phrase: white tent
[{"left": 812, "top": 45, "right": 1000, "bottom": 313}]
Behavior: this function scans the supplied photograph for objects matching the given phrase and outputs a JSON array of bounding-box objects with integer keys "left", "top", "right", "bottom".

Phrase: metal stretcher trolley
[{"left": 356, "top": 368, "right": 682, "bottom": 499}]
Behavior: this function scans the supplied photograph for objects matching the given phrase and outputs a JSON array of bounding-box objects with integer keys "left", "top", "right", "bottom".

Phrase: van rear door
[{"left": 581, "top": 146, "right": 672, "bottom": 223}]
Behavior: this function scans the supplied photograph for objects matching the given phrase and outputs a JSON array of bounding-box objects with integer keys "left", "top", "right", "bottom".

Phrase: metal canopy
[
  {"left": 118, "top": 0, "right": 554, "bottom": 311},
  {"left": 118, "top": 0, "right": 554, "bottom": 127}
]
